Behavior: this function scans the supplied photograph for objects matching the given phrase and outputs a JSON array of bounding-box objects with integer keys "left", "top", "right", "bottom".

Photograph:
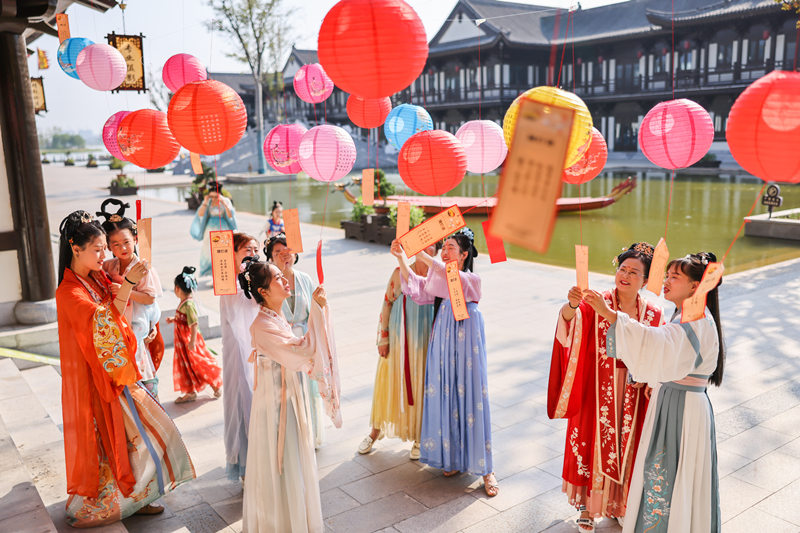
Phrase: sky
[{"left": 30, "top": 0, "right": 624, "bottom": 137}]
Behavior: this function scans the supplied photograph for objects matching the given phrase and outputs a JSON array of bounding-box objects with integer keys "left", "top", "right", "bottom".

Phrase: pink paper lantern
[
  {"left": 638, "top": 99, "right": 714, "bottom": 169},
  {"left": 103, "top": 111, "right": 130, "bottom": 161},
  {"left": 455, "top": 120, "right": 508, "bottom": 174},
  {"left": 76, "top": 43, "right": 127, "bottom": 91},
  {"left": 162, "top": 53, "right": 208, "bottom": 93},
  {"left": 298, "top": 125, "right": 356, "bottom": 182},
  {"left": 293, "top": 63, "right": 334, "bottom": 104},
  {"left": 264, "top": 124, "right": 307, "bottom": 174}
]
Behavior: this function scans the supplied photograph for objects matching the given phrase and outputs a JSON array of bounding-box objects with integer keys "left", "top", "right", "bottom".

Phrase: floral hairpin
[{"left": 80, "top": 212, "right": 94, "bottom": 223}]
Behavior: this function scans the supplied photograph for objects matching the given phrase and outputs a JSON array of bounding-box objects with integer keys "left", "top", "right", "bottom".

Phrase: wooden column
[{"left": 0, "top": 32, "right": 55, "bottom": 303}]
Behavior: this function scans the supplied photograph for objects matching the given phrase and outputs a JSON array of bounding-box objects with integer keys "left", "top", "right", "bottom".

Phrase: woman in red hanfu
[
  {"left": 548, "top": 243, "right": 663, "bottom": 531},
  {"left": 56, "top": 211, "right": 195, "bottom": 527}
]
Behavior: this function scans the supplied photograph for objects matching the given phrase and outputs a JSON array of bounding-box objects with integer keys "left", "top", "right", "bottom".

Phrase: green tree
[
  {"left": 776, "top": 0, "right": 800, "bottom": 27},
  {"left": 208, "top": 0, "right": 294, "bottom": 174}
]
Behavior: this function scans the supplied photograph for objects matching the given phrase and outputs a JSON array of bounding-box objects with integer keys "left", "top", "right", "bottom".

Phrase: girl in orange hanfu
[
  {"left": 56, "top": 210, "right": 195, "bottom": 528},
  {"left": 548, "top": 243, "right": 664, "bottom": 531},
  {"left": 168, "top": 266, "right": 222, "bottom": 403}
]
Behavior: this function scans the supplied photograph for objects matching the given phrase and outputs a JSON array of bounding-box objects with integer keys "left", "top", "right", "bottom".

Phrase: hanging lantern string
[
  {"left": 478, "top": 34, "right": 491, "bottom": 219},
  {"left": 215, "top": 157, "right": 222, "bottom": 228},
  {"left": 555, "top": 10, "right": 573, "bottom": 87},
  {"left": 671, "top": 0, "right": 675, "bottom": 99},
  {"left": 721, "top": 182, "right": 767, "bottom": 264},
  {"left": 462, "top": 7, "right": 561, "bottom": 25},
  {"left": 319, "top": 183, "right": 331, "bottom": 241},
  {"left": 571, "top": 14, "right": 583, "bottom": 246}
]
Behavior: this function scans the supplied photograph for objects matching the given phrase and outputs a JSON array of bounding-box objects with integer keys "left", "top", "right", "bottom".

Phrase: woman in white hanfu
[
  {"left": 583, "top": 252, "right": 724, "bottom": 533},
  {"left": 219, "top": 233, "right": 260, "bottom": 480},
  {"left": 239, "top": 260, "right": 341, "bottom": 533}
]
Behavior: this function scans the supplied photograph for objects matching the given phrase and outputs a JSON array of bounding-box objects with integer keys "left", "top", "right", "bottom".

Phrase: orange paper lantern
[
  {"left": 562, "top": 128, "right": 608, "bottom": 185},
  {"left": 318, "top": 0, "right": 428, "bottom": 98},
  {"left": 398, "top": 130, "right": 467, "bottom": 196},
  {"left": 116, "top": 109, "right": 180, "bottom": 169},
  {"left": 347, "top": 95, "right": 392, "bottom": 128},
  {"left": 167, "top": 79, "right": 247, "bottom": 156},
  {"left": 726, "top": 71, "right": 800, "bottom": 183}
]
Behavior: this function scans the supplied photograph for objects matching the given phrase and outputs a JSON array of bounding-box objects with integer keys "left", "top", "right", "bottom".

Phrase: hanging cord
[
  {"left": 721, "top": 182, "right": 767, "bottom": 264},
  {"left": 555, "top": 10, "right": 573, "bottom": 87},
  {"left": 664, "top": 171, "right": 675, "bottom": 239},
  {"left": 671, "top": 0, "right": 675, "bottom": 99},
  {"left": 571, "top": 14, "right": 583, "bottom": 246}
]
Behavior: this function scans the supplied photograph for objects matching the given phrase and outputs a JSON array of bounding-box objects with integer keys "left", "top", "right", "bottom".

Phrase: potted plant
[
  {"left": 341, "top": 198, "right": 373, "bottom": 240},
  {"left": 110, "top": 173, "right": 139, "bottom": 195},
  {"left": 377, "top": 204, "right": 425, "bottom": 244},
  {"left": 186, "top": 161, "right": 218, "bottom": 210},
  {"left": 86, "top": 154, "right": 98, "bottom": 168},
  {"left": 691, "top": 152, "right": 721, "bottom": 168},
  {"left": 64, "top": 151, "right": 75, "bottom": 166},
  {"left": 109, "top": 157, "right": 126, "bottom": 170},
  {"left": 41, "top": 154, "right": 50, "bottom": 164},
  {"left": 146, "top": 166, "right": 167, "bottom": 173},
  {"left": 373, "top": 169, "right": 395, "bottom": 215}
]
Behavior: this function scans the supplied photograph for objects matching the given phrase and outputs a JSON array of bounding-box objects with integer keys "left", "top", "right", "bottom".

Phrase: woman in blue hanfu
[
  {"left": 190, "top": 181, "right": 237, "bottom": 277},
  {"left": 390, "top": 228, "right": 498, "bottom": 497},
  {"left": 583, "top": 252, "right": 724, "bottom": 533}
]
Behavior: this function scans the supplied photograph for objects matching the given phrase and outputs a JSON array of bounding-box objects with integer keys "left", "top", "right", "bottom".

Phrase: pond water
[{"left": 141, "top": 170, "right": 800, "bottom": 275}]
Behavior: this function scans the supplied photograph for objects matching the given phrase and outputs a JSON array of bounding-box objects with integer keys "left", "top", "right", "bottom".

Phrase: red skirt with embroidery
[{"left": 172, "top": 311, "right": 222, "bottom": 393}]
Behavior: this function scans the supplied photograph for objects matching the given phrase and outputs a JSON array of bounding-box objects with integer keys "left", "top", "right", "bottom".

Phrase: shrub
[
  {"left": 351, "top": 197, "right": 375, "bottom": 221},
  {"left": 389, "top": 204, "right": 425, "bottom": 228},
  {"left": 111, "top": 174, "right": 137, "bottom": 188},
  {"left": 109, "top": 157, "right": 126, "bottom": 170}
]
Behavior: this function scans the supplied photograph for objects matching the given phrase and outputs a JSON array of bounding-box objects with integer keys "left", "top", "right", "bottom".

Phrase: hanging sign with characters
[
  {"left": 398, "top": 206, "right": 466, "bottom": 258},
  {"left": 30, "top": 77, "right": 46, "bottom": 114},
  {"left": 106, "top": 33, "right": 146, "bottom": 92},
  {"left": 210, "top": 230, "right": 237, "bottom": 295}
]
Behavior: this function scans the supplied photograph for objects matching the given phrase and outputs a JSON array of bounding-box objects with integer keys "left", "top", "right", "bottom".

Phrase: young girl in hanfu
[
  {"left": 98, "top": 198, "right": 164, "bottom": 397},
  {"left": 168, "top": 266, "right": 223, "bottom": 403},
  {"left": 391, "top": 229, "right": 499, "bottom": 497},
  {"left": 190, "top": 181, "right": 237, "bottom": 277},
  {"left": 239, "top": 260, "right": 341, "bottom": 533},
  {"left": 220, "top": 233, "right": 260, "bottom": 480},
  {"left": 56, "top": 211, "right": 194, "bottom": 527},
  {"left": 266, "top": 200, "right": 285, "bottom": 238},
  {"left": 359, "top": 242, "right": 438, "bottom": 460},
  {"left": 549, "top": 243, "right": 663, "bottom": 531},
  {"left": 266, "top": 233, "right": 326, "bottom": 448},
  {"left": 583, "top": 252, "right": 724, "bottom": 533}
]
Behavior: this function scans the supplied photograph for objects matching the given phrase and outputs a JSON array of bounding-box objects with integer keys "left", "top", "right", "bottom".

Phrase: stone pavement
[{"left": 1, "top": 164, "right": 799, "bottom": 532}]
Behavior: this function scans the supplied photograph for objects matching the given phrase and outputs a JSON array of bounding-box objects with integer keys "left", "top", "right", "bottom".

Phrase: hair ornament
[
  {"left": 109, "top": 214, "right": 123, "bottom": 222},
  {"left": 69, "top": 238, "right": 74, "bottom": 245},
  {"left": 81, "top": 212, "right": 94, "bottom": 223},
  {"left": 181, "top": 271, "right": 198, "bottom": 292},
  {"left": 633, "top": 242, "right": 654, "bottom": 257},
  {"left": 456, "top": 227, "right": 474, "bottom": 242},
  {"left": 243, "top": 270, "right": 251, "bottom": 290}
]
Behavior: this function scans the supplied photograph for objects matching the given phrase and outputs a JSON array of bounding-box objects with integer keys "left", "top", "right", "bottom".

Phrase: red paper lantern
[
  {"left": 398, "top": 130, "right": 467, "bottom": 195},
  {"left": 347, "top": 95, "right": 392, "bottom": 129},
  {"left": 116, "top": 110, "right": 180, "bottom": 169},
  {"left": 167, "top": 79, "right": 247, "bottom": 155},
  {"left": 726, "top": 71, "right": 800, "bottom": 183},
  {"left": 318, "top": 0, "right": 428, "bottom": 98},
  {"left": 562, "top": 128, "right": 608, "bottom": 185}
]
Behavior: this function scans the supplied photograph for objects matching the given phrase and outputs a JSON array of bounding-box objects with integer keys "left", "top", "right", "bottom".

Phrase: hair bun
[
  {"left": 629, "top": 242, "right": 655, "bottom": 259},
  {"left": 96, "top": 198, "right": 130, "bottom": 222},
  {"left": 183, "top": 266, "right": 196, "bottom": 275}
]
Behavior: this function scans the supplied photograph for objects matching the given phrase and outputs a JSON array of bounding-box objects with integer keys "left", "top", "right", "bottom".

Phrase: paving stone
[
  {"left": 403, "top": 472, "right": 478, "bottom": 509},
  {"left": 718, "top": 475, "right": 771, "bottom": 524},
  {"left": 722, "top": 507, "right": 798, "bottom": 533},
  {"left": 0, "top": 506, "right": 56, "bottom": 533},
  {"left": 754, "top": 478, "right": 800, "bottom": 527},
  {"left": 714, "top": 405, "right": 769, "bottom": 436},
  {"left": 730, "top": 451, "right": 800, "bottom": 493},
  {"left": 395, "top": 494, "right": 497, "bottom": 533},
  {"left": 341, "top": 461, "right": 435, "bottom": 505},
  {"left": 321, "top": 487, "right": 361, "bottom": 519},
  {"left": 759, "top": 404, "right": 800, "bottom": 439},
  {"left": 462, "top": 495, "right": 565, "bottom": 533},
  {"left": 473, "top": 466, "right": 562, "bottom": 512},
  {"left": 319, "top": 458, "right": 372, "bottom": 493},
  {"left": 123, "top": 515, "right": 191, "bottom": 533},
  {"left": 210, "top": 494, "right": 244, "bottom": 533},
  {"left": 325, "top": 492, "right": 427, "bottom": 533},
  {"left": 719, "top": 425, "right": 795, "bottom": 460},
  {"left": 716, "top": 447, "right": 752, "bottom": 479},
  {"left": 173, "top": 502, "right": 232, "bottom": 533}
]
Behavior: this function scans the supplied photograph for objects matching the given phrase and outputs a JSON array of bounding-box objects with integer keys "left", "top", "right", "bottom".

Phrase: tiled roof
[
  {"left": 292, "top": 48, "right": 318, "bottom": 65},
  {"left": 208, "top": 72, "right": 256, "bottom": 94}
]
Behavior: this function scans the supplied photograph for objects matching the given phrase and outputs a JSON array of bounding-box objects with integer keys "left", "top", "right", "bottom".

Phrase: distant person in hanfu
[
  {"left": 358, "top": 242, "right": 438, "bottom": 460},
  {"left": 549, "top": 242, "right": 663, "bottom": 531},
  {"left": 190, "top": 180, "right": 237, "bottom": 277},
  {"left": 55, "top": 210, "right": 194, "bottom": 527},
  {"left": 583, "top": 252, "right": 725, "bottom": 533},
  {"left": 391, "top": 229, "right": 499, "bottom": 498},
  {"left": 239, "top": 260, "right": 341, "bottom": 533}
]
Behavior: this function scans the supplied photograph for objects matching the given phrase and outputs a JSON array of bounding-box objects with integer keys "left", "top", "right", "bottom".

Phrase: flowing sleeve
[
  {"left": 607, "top": 312, "right": 711, "bottom": 383},
  {"left": 190, "top": 208, "right": 209, "bottom": 241},
  {"left": 134, "top": 263, "right": 162, "bottom": 298},
  {"left": 62, "top": 285, "right": 140, "bottom": 402},
  {"left": 251, "top": 314, "right": 318, "bottom": 372},
  {"left": 377, "top": 268, "right": 401, "bottom": 346},
  {"left": 547, "top": 302, "right": 595, "bottom": 419},
  {"left": 400, "top": 259, "right": 481, "bottom": 304}
]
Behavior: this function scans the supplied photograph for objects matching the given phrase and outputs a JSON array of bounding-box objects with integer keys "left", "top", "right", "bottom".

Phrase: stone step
[
  {"left": 0, "top": 358, "right": 128, "bottom": 533},
  {"left": 0, "top": 359, "right": 58, "bottom": 533}
]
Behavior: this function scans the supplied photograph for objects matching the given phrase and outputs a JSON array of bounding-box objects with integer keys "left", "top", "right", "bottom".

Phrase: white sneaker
[
  {"left": 617, "top": 516, "right": 625, "bottom": 527},
  {"left": 357, "top": 432, "right": 381, "bottom": 454},
  {"left": 409, "top": 442, "right": 421, "bottom": 460}
]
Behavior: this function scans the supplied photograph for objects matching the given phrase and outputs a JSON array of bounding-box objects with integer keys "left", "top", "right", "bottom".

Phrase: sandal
[
  {"left": 175, "top": 393, "right": 196, "bottom": 404},
  {"left": 409, "top": 441, "right": 421, "bottom": 461},
  {"left": 442, "top": 470, "right": 460, "bottom": 477},
  {"left": 212, "top": 386, "right": 221, "bottom": 398},
  {"left": 576, "top": 505, "right": 594, "bottom": 531},
  {"left": 357, "top": 430, "right": 383, "bottom": 454},
  {"left": 483, "top": 473, "right": 499, "bottom": 497},
  {"left": 134, "top": 503, "right": 164, "bottom": 515}
]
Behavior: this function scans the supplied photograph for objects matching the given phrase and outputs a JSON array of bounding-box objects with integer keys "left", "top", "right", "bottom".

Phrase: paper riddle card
[
  {"left": 398, "top": 206, "right": 465, "bottom": 258},
  {"left": 445, "top": 260, "right": 470, "bottom": 321},
  {"left": 137, "top": 218, "right": 152, "bottom": 264},
  {"left": 362, "top": 169, "right": 375, "bottom": 206},
  {"left": 283, "top": 208, "right": 303, "bottom": 253},
  {"left": 575, "top": 245, "right": 589, "bottom": 291},
  {"left": 210, "top": 230, "right": 237, "bottom": 296},
  {"left": 490, "top": 99, "right": 574, "bottom": 253},
  {"left": 482, "top": 220, "right": 507, "bottom": 264},
  {"left": 316, "top": 240, "right": 324, "bottom": 285},
  {"left": 190, "top": 152, "right": 204, "bottom": 175},
  {"left": 396, "top": 201, "right": 411, "bottom": 239},
  {"left": 646, "top": 238, "right": 670, "bottom": 296}
]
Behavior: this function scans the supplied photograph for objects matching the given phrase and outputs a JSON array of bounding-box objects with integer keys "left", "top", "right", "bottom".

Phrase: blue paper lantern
[
  {"left": 384, "top": 104, "right": 433, "bottom": 150},
  {"left": 57, "top": 37, "right": 94, "bottom": 79}
]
